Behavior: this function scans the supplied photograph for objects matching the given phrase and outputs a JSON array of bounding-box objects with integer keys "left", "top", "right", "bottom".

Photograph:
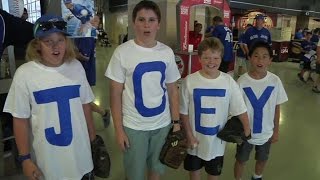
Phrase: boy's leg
[
  {"left": 204, "top": 156, "right": 224, "bottom": 180},
  {"left": 123, "top": 127, "right": 149, "bottom": 180},
  {"left": 146, "top": 125, "right": 171, "bottom": 180},
  {"left": 234, "top": 141, "right": 253, "bottom": 180},
  {"left": 253, "top": 141, "right": 271, "bottom": 179},
  {"left": 184, "top": 154, "right": 203, "bottom": 180}
]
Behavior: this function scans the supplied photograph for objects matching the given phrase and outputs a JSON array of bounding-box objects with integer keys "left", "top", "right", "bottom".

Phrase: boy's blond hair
[
  {"left": 25, "top": 37, "right": 76, "bottom": 62},
  {"left": 198, "top": 37, "right": 224, "bottom": 57}
]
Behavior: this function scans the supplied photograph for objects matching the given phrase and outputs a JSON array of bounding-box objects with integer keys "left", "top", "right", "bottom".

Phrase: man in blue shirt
[
  {"left": 210, "top": 16, "right": 233, "bottom": 72},
  {"left": 243, "top": 14, "right": 272, "bottom": 53}
]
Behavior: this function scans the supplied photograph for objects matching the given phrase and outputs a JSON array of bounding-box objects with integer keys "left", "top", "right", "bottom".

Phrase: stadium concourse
[{"left": 2, "top": 44, "right": 320, "bottom": 180}]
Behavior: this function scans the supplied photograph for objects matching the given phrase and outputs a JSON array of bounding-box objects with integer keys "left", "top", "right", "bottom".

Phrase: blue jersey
[
  {"left": 236, "top": 33, "right": 246, "bottom": 58},
  {"left": 74, "top": 37, "right": 96, "bottom": 86},
  {"left": 212, "top": 24, "right": 233, "bottom": 61},
  {"left": 243, "top": 27, "right": 272, "bottom": 48},
  {"left": 70, "top": 4, "right": 92, "bottom": 24}
]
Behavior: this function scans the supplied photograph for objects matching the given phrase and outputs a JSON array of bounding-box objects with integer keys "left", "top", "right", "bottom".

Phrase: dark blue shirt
[
  {"left": 212, "top": 24, "right": 233, "bottom": 61},
  {"left": 243, "top": 27, "right": 272, "bottom": 49}
]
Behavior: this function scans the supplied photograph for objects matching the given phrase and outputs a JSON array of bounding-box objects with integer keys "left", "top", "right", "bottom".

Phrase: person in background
[
  {"left": 3, "top": 15, "right": 97, "bottom": 180},
  {"left": 105, "top": 1, "right": 181, "bottom": 180},
  {"left": 210, "top": 16, "right": 233, "bottom": 73},
  {"left": 188, "top": 22, "right": 203, "bottom": 50},
  {"left": 294, "top": 28, "right": 303, "bottom": 40},
  {"left": 74, "top": 37, "right": 111, "bottom": 127},
  {"left": 310, "top": 28, "right": 320, "bottom": 44},
  {"left": 180, "top": 37, "right": 251, "bottom": 180},
  {"left": 235, "top": 24, "right": 253, "bottom": 77},
  {"left": 297, "top": 30, "right": 316, "bottom": 82},
  {"left": 21, "top": 8, "right": 28, "bottom": 21},
  {"left": 243, "top": 14, "right": 272, "bottom": 55},
  {"left": 234, "top": 41, "right": 288, "bottom": 180}
]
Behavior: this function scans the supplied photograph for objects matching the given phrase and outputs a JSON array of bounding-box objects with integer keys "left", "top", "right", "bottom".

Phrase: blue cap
[
  {"left": 63, "top": 0, "right": 72, "bottom": 3},
  {"left": 33, "top": 15, "right": 69, "bottom": 38},
  {"left": 255, "top": 14, "right": 265, "bottom": 20}
]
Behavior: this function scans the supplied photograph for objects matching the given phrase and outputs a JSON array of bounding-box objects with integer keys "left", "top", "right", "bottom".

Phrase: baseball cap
[
  {"left": 33, "top": 15, "right": 70, "bottom": 38},
  {"left": 63, "top": 0, "right": 72, "bottom": 3},
  {"left": 255, "top": 14, "right": 265, "bottom": 20}
]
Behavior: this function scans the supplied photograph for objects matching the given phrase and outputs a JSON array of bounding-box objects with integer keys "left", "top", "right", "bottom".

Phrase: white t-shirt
[
  {"left": 180, "top": 71, "right": 247, "bottom": 161},
  {"left": 237, "top": 72, "right": 288, "bottom": 145},
  {"left": 105, "top": 40, "right": 181, "bottom": 130},
  {"left": 3, "top": 60, "right": 94, "bottom": 180}
]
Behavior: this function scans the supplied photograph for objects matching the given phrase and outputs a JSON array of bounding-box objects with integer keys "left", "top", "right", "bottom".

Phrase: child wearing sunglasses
[{"left": 3, "top": 15, "right": 97, "bottom": 180}]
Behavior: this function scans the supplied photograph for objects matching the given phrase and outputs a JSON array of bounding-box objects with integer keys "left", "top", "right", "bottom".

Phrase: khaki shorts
[{"left": 123, "top": 125, "right": 171, "bottom": 180}]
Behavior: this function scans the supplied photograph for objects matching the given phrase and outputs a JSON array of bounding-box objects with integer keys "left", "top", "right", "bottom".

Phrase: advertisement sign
[
  {"left": 176, "top": 0, "right": 230, "bottom": 51},
  {"left": 61, "top": 0, "right": 98, "bottom": 37}
]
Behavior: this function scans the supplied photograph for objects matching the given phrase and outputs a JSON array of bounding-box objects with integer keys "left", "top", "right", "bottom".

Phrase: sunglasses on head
[{"left": 38, "top": 21, "right": 67, "bottom": 32}]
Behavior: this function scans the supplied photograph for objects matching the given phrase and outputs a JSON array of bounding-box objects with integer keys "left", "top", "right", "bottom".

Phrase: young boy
[
  {"left": 105, "top": 1, "right": 181, "bottom": 180},
  {"left": 234, "top": 41, "right": 288, "bottom": 180},
  {"left": 180, "top": 37, "right": 251, "bottom": 180}
]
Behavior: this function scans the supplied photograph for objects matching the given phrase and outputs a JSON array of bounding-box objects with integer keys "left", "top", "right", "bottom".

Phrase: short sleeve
[
  {"left": 276, "top": 77, "right": 288, "bottom": 105},
  {"left": 165, "top": 49, "right": 181, "bottom": 83},
  {"left": 3, "top": 69, "right": 31, "bottom": 118},
  {"left": 179, "top": 78, "right": 189, "bottom": 115},
  {"left": 79, "top": 66, "right": 95, "bottom": 104},
  {"left": 105, "top": 47, "right": 126, "bottom": 83}
]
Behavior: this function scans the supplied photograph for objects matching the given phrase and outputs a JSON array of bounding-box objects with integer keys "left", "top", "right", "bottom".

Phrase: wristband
[
  {"left": 172, "top": 120, "right": 180, "bottom": 124},
  {"left": 18, "top": 153, "right": 31, "bottom": 163}
]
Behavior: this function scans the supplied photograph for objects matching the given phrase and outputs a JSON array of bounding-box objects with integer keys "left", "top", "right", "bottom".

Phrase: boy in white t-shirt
[
  {"left": 234, "top": 41, "right": 288, "bottom": 180},
  {"left": 105, "top": 1, "right": 181, "bottom": 180},
  {"left": 180, "top": 37, "right": 251, "bottom": 180}
]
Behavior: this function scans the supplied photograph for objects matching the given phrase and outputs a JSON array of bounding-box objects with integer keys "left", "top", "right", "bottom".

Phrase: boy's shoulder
[{"left": 238, "top": 72, "right": 281, "bottom": 84}]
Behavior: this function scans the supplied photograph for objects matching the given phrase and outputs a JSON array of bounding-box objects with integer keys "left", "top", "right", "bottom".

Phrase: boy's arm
[
  {"left": 271, "top": 105, "right": 280, "bottom": 143},
  {"left": 14, "top": 117, "right": 43, "bottom": 179},
  {"left": 181, "top": 114, "right": 198, "bottom": 148},
  {"left": 110, "top": 80, "right": 129, "bottom": 151},
  {"left": 82, "top": 103, "right": 96, "bottom": 141},
  {"left": 166, "top": 82, "right": 181, "bottom": 132},
  {"left": 237, "top": 112, "right": 251, "bottom": 137}
]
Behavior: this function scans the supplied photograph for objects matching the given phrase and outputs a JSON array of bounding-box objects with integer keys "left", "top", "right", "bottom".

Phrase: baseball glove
[
  {"left": 217, "top": 116, "right": 250, "bottom": 144},
  {"left": 159, "top": 128, "right": 188, "bottom": 169},
  {"left": 91, "top": 135, "right": 111, "bottom": 178}
]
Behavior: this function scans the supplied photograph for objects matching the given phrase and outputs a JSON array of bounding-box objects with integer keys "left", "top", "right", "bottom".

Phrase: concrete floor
[{"left": 1, "top": 45, "right": 320, "bottom": 180}]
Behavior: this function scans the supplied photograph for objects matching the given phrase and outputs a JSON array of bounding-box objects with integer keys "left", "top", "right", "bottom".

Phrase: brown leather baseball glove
[{"left": 159, "top": 128, "right": 188, "bottom": 169}]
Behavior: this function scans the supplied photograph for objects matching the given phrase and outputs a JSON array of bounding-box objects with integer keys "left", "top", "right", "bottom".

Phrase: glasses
[{"left": 38, "top": 21, "right": 67, "bottom": 32}]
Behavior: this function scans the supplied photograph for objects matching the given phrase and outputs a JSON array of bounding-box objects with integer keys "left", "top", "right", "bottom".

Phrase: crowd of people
[{"left": 3, "top": 0, "right": 320, "bottom": 180}]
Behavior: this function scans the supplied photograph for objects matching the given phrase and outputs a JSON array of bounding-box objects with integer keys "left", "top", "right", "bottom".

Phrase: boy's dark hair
[
  {"left": 132, "top": 0, "right": 161, "bottom": 22},
  {"left": 197, "top": 37, "right": 224, "bottom": 57},
  {"left": 248, "top": 41, "right": 273, "bottom": 58},
  {"left": 213, "top": 16, "right": 223, "bottom": 23}
]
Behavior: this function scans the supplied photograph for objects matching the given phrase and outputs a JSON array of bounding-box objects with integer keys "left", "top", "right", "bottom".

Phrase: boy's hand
[
  {"left": 187, "top": 135, "right": 199, "bottom": 149},
  {"left": 115, "top": 129, "right": 130, "bottom": 152},
  {"left": 270, "top": 131, "right": 279, "bottom": 143},
  {"left": 172, "top": 123, "right": 181, "bottom": 132},
  {"left": 22, "top": 159, "right": 43, "bottom": 180}
]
